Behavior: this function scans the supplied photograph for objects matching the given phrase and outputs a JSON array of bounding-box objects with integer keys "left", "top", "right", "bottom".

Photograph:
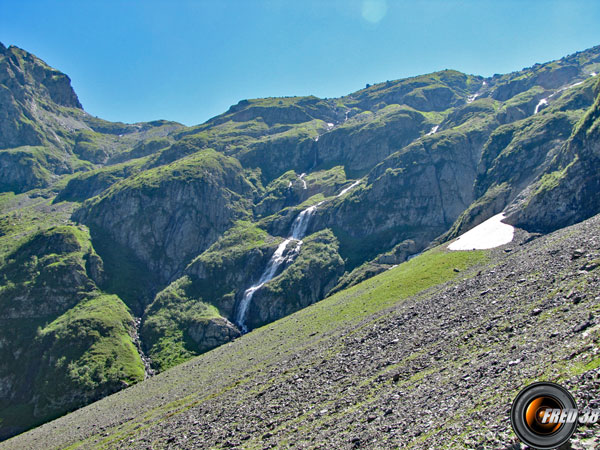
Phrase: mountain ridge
[{"left": 0, "top": 42, "right": 600, "bottom": 442}]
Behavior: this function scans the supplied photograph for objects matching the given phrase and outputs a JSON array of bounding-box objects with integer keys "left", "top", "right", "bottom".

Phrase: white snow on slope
[{"left": 448, "top": 213, "right": 514, "bottom": 251}]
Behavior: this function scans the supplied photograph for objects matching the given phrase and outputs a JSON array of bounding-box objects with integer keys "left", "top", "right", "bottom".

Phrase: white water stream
[
  {"left": 534, "top": 75, "right": 593, "bottom": 115},
  {"left": 426, "top": 125, "right": 439, "bottom": 136},
  {"left": 298, "top": 173, "right": 307, "bottom": 190},
  {"left": 336, "top": 179, "right": 362, "bottom": 197},
  {"left": 234, "top": 180, "right": 362, "bottom": 332},
  {"left": 534, "top": 98, "right": 549, "bottom": 114}
]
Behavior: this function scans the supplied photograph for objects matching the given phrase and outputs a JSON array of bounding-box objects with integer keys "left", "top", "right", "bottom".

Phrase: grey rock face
[
  {"left": 187, "top": 317, "right": 240, "bottom": 353},
  {"left": 76, "top": 150, "right": 255, "bottom": 284},
  {"left": 0, "top": 45, "right": 81, "bottom": 150},
  {"left": 506, "top": 81, "right": 600, "bottom": 232}
]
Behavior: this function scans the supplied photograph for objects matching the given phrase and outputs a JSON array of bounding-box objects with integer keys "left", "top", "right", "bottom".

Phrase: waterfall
[
  {"left": 336, "top": 180, "right": 361, "bottom": 197},
  {"left": 234, "top": 201, "right": 321, "bottom": 332},
  {"left": 298, "top": 173, "right": 308, "bottom": 190},
  {"left": 234, "top": 238, "right": 295, "bottom": 333},
  {"left": 426, "top": 125, "right": 439, "bottom": 136},
  {"left": 534, "top": 98, "right": 548, "bottom": 114},
  {"left": 234, "top": 179, "right": 362, "bottom": 333},
  {"left": 290, "top": 204, "right": 320, "bottom": 239},
  {"left": 467, "top": 93, "right": 480, "bottom": 103}
]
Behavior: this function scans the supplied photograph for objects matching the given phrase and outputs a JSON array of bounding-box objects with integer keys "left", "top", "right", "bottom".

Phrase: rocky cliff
[{"left": 1, "top": 42, "right": 600, "bottom": 441}]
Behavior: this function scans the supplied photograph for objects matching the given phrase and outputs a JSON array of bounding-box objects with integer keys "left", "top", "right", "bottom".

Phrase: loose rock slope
[{"left": 3, "top": 212, "right": 599, "bottom": 449}]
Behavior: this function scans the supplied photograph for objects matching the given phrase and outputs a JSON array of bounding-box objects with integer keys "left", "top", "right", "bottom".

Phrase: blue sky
[{"left": 1, "top": 0, "right": 599, "bottom": 126}]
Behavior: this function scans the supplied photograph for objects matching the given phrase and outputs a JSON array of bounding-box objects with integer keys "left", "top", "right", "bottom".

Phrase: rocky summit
[{"left": 0, "top": 42, "right": 599, "bottom": 448}]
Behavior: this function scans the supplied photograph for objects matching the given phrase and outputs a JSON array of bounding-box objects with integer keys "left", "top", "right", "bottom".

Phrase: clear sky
[{"left": 1, "top": 0, "right": 599, "bottom": 126}]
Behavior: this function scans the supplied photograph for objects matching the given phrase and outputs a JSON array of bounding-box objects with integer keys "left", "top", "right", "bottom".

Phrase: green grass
[
  {"left": 532, "top": 155, "right": 578, "bottom": 197},
  {"left": 188, "top": 220, "right": 270, "bottom": 269},
  {"left": 55, "top": 157, "right": 150, "bottom": 203},
  {"left": 100, "top": 148, "right": 243, "bottom": 194},
  {"left": 0, "top": 226, "right": 144, "bottom": 438},
  {"left": 37, "top": 293, "right": 145, "bottom": 393},
  {"left": 141, "top": 276, "right": 224, "bottom": 371},
  {"left": 295, "top": 246, "right": 488, "bottom": 333}
]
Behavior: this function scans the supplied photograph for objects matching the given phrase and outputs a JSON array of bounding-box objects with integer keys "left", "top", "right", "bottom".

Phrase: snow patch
[{"left": 448, "top": 213, "right": 514, "bottom": 251}]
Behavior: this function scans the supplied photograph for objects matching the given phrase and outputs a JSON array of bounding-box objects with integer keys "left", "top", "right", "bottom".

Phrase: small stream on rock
[
  {"left": 534, "top": 74, "right": 595, "bottom": 114},
  {"left": 234, "top": 179, "right": 362, "bottom": 333},
  {"left": 132, "top": 317, "right": 156, "bottom": 379}
]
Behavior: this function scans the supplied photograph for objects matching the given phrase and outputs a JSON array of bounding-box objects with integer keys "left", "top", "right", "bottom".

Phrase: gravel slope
[{"left": 3, "top": 214, "right": 600, "bottom": 450}]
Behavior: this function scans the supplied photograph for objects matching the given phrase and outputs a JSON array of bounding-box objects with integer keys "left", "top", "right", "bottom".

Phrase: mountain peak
[{"left": 0, "top": 43, "right": 82, "bottom": 109}]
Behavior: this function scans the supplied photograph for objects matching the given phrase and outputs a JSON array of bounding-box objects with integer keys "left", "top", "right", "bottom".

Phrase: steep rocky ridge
[
  {"left": 74, "top": 149, "right": 256, "bottom": 285},
  {"left": 505, "top": 78, "right": 600, "bottom": 232},
  {"left": 0, "top": 43, "right": 182, "bottom": 193}
]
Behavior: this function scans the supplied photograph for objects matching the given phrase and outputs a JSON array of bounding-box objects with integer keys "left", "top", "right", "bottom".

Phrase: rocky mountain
[
  {"left": 0, "top": 42, "right": 599, "bottom": 442},
  {"left": 3, "top": 208, "right": 600, "bottom": 450},
  {"left": 0, "top": 43, "right": 182, "bottom": 193}
]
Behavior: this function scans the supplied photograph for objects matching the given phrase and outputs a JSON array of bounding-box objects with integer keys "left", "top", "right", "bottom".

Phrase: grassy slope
[
  {"left": 0, "top": 245, "right": 488, "bottom": 449},
  {"left": 0, "top": 223, "right": 145, "bottom": 439},
  {"left": 7, "top": 214, "right": 600, "bottom": 450}
]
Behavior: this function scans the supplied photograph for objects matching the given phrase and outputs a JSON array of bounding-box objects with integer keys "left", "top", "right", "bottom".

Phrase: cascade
[
  {"left": 234, "top": 180, "right": 362, "bottom": 332},
  {"left": 234, "top": 202, "right": 320, "bottom": 332},
  {"left": 534, "top": 98, "right": 548, "bottom": 114},
  {"left": 426, "top": 125, "right": 439, "bottom": 136}
]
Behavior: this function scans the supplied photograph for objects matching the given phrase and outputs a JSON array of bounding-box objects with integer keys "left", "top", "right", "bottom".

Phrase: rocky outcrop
[
  {"left": 506, "top": 80, "right": 600, "bottom": 231},
  {"left": 75, "top": 150, "right": 255, "bottom": 283},
  {"left": 0, "top": 226, "right": 96, "bottom": 319},
  {"left": 54, "top": 159, "right": 144, "bottom": 203},
  {"left": 140, "top": 276, "right": 242, "bottom": 371},
  {"left": 187, "top": 317, "right": 240, "bottom": 353},
  {"left": 0, "top": 44, "right": 81, "bottom": 152},
  {"left": 343, "top": 70, "right": 480, "bottom": 113},
  {"left": 0, "top": 226, "right": 144, "bottom": 441},
  {"left": 330, "top": 239, "right": 420, "bottom": 294}
]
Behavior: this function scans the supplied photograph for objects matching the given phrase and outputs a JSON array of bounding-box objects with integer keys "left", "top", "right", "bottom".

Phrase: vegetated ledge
[{"left": 4, "top": 212, "right": 600, "bottom": 449}]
